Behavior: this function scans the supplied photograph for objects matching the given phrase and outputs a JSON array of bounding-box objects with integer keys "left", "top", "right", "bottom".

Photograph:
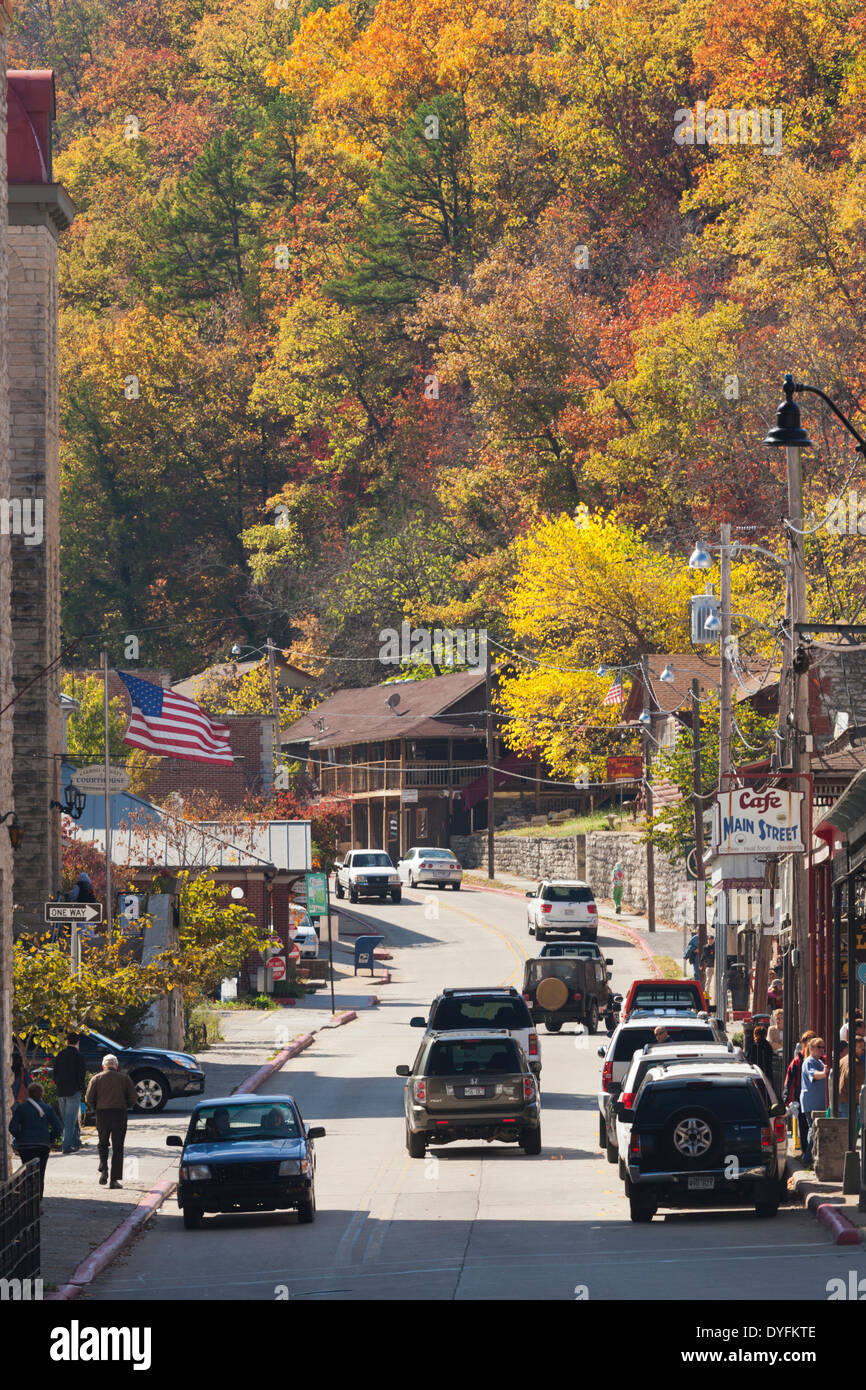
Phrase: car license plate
[
  {"left": 463, "top": 1086, "right": 486, "bottom": 1097},
  {"left": 563, "top": 908, "right": 574, "bottom": 915},
  {"left": 688, "top": 1176, "right": 714, "bottom": 1191}
]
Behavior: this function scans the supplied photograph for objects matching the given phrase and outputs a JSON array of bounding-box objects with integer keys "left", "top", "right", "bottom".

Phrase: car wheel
[
  {"left": 663, "top": 1106, "right": 722, "bottom": 1168},
  {"left": 629, "top": 1196, "right": 656, "bottom": 1223},
  {"left": 452, "top": 882, "right": 461, "bottom": 891},
  {"left": 334, "top": 879, "right": 344, "bottom": 899},
  {"left": 297, "top": 1190, "right": 316, "bottom": 1224},
  {"left": 406, "top": 1126, "right": 426, "bottom": 1158},
  {"left": 619, "top": 1158, "right": 626, "bottom": 1181},
  {"left": 545, "top": 1019, "right": 562, "bottom": 1033},
  {"left": 521, "top": 1127, "right": 542, "bottom": 1155},
  {"left": 755, "top": 1201, "right": 779, "bottom": 1219},
  {"left": 391, "top": 889, "right": 402, "bottom": 903},
  {"left": 528, "top": 922, "right": 535, "bottom": 935},
  {"left": 182, "top": 1206, "right": 203, "bottom": 1230},
  {"left": 132, "top": 1069, "right": 168, "bottom": 1113},
  {"left": 599, "top": 1114, "right": 607, "bottom": 1150},
  {"left": 606, "top": 1135, "right": 618, "bottom": 1164},
  {"left": 585, "top": 1000, "right": 599, "bottom": 1035},
  {"left": 536, "top": 928, "right": 546, "bottom": 941},
  {"left": 348, "top": 885, "right": 358, "bottom": 903},
  {"left": 408, "top": 872, "right": 416, "bottom": 888}
]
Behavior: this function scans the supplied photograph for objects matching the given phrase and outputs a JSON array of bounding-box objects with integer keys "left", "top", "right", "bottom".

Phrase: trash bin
[
  {"left": 354, "top": 935, "right": 384, "bottom": 975},
  {"left": 728, "top": 963, "right": 748, "bottom": 1011}
]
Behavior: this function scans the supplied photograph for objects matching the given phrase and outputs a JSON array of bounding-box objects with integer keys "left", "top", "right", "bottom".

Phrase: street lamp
[
  {"left": 688, "top": 542, "right": 714, "bottom": 571},
  {"left": 659, "top": 664, "right": 675, "bottom": 683}
]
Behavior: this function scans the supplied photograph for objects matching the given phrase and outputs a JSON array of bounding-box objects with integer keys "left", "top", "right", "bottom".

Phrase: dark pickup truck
[{"left": 522, "top": 956, "right": 620, "bottom": 1035}]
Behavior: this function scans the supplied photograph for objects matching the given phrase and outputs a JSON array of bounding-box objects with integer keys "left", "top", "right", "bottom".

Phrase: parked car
[
  {"left": 334, "top": 849, "right": 402, "bottom": 903},
  {"left": 623, "top": 1066, "right": 786, "bottom": 1221},
  {"left": 522, "top": 955, "right": 620, "bottom": 1035},
  {"left": 609, "top": 1042, "right": 745, "bottom": 1174},
  {"left": 621, "top": 978, "right": 708, "bottom": 1020},
  {"left": 526, "top": 880, "right": 598, "bottom": 940},
  {"left": 596, "top": 1015, "right": 724, "bottom": 1161},
  {"left": 33, "top": 1027, "right": 205, "bottom": 1114},
  {"left": 397, "top": 847, "right": 463, "bottom": 889},
  {"left": 166, "top": 1094, "right": 325, "bottom": 1229},
  {"left": 288, "top": 911, "right": 319, "bottom": 959},
  {"left": 410, "top": 986, "right": 541, "bottom": 1075},
  {"left": 397, "top": 1030, "right": 541, "bottom": 1156}
]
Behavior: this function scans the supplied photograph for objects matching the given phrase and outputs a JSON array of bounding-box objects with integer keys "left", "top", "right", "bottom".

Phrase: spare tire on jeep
[{"left": 535, "top": 976, "right": 569, "bottom": 1012}]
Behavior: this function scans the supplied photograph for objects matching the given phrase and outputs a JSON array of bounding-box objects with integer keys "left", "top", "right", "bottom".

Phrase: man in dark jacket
[
  {"left": 85, "top": 1055, "right": 138, "bottom": 1188},
  {"left": 67, "top": 872, "right": 96, "bottom": 903},
  {"left": 54, "top": 1032, "right": 87, "bottom": 1154},
  {"left": 9, "top": 1082, "right": 62, "bottom": 1200}
]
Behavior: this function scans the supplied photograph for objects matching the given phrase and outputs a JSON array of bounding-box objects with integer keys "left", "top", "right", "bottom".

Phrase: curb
[
  {"left": 45, "top": 1011, "right": 361, "bottom": 1300},
  {"left": 812, "top": 1199, "right": 861, "bottom": 1245}
]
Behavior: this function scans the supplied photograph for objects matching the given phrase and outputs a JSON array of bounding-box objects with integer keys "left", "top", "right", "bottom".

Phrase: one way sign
[{"left": 44, "top": 902, "right": 103, "bottom": 923}]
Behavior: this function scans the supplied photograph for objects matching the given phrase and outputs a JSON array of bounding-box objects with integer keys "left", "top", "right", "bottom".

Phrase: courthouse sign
[{"left": 713, "top": 788, "right": 804, "bottom": 854}]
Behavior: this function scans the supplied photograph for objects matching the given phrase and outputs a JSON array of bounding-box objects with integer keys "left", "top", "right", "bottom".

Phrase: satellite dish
[{"left": 386, "top": 693, "right": 401, "bottom": 709}]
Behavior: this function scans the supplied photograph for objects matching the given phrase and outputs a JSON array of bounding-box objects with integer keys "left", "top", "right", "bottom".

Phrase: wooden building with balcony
[{"left": 280, "top": 671, "right": 553, "bottom": 858}]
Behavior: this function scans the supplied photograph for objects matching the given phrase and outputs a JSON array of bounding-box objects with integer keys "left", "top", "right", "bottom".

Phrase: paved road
[{"left": 87, "top": 886, "right": 864, "bottom": 1301}]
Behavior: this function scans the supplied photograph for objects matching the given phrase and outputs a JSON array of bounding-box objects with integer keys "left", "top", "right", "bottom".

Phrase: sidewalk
[
  {"left": 33, "top": 970, "right": 379, "bottom": 1292},
  {"left": 788, "top": 1159, "right": 866, "bottom": 1242}
]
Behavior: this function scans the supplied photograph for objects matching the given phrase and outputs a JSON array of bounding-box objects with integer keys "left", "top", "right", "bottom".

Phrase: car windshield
[
  {"left": 353, "top": 853, "right": 393, "bottom": 868},
  {"left": 635, "top": 1081, "right": 765, "bottom": 1123},
  {"left": 612, "top": 1026, "right": 715, "bottom": 1060},
  {"left": 541, "top": 885, "right": 593, "bottom": 903},
  {"left": 82, "top": 1030, "right": 123, "bottom": 1051},
  {"left": 539, "top": 944, "right": 598, "bottom": 957},
  {"left": 426, "top": 1040, "right": 521, "bottom": 1076},
  {"left": 189, "top": 1103, "right": 301, "bottom": 1143},
  {"left": 432, "top": 998, "right": 530, "bottom": 1030},
  {"left": 631, "top": 1054, "right": 734, "bottom": 1090},
  {"left": 527, "top": 960, "right": 581, "bottom": 985}
]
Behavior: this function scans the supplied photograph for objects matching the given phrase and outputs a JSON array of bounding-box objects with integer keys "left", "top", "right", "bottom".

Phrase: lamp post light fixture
[
  {"left": 688, "top": 542, "right": 714, "bottom": 571},
  {"left": 659, "top": 663, "right": 675, "bottom": 684},
  {"left": 0, "top": 811, "right": 24, "bottom": 849},
  {"left": 50, "top": 785, "right": 87, "bottom": 821}
]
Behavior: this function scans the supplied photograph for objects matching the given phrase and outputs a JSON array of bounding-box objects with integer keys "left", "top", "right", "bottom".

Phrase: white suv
[
  {"left": 526, "top": 880, "right": 598, "bottom": 940},
  {"left": 335, "top": 850, "right": 402, "bottom": 903}
]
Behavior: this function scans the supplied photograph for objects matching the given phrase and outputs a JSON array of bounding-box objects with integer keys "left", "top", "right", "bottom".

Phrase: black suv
[
  {"left": 397, "top": 1030, "right": 541, "bottom": 1156},
  {"left": 624, "top": 1066, "right": 785, "bottom": 1222},
  {"left": 411, "top": 987, "right": 541, "bottom": 1075},
  {"left": 523, "top": 955, "right": 619, "bottom": 1035}
]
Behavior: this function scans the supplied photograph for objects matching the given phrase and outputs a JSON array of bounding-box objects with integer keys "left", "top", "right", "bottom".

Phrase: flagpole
[{"left": 103, "top": 645, "right": 112, "bottom": 939}]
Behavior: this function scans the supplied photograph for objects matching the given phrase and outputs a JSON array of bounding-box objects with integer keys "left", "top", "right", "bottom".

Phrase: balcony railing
[{"left": 318, "top": 761, "right": 489, "bottom": 795}]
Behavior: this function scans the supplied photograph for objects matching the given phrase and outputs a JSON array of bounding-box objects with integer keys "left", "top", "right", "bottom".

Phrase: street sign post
[{"left": 44, "top": 902, "right": 103, "bottom": 923}]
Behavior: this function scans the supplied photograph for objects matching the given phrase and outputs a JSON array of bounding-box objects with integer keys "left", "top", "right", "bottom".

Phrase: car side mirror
[
  {"left": 307, "top": 1126, "right": 326, "bottom": 1139},
  {"left": 605, "top": 958, "right": 614, "bottom": 965},
  {"left": 396, "top": 1065, "right": 411, "bottom": 1077},
  {"left": 597, "top": 1045, "right": 607, "bottom": 1058},
  {"left": 525, "top": 891, "right": 533, "bottom": 898},
  {"left": 769, "top": 1101, "right": 785, "bottom": 1119},
  {"left": 611, "top": 994, "right": 623, "bottom": 1006},
  {"left": 409, "top": 1017, "right": 426, "bottom": 1028},
  {"left": 166, "top": 1135, "right": 183, "bottom": 1146}
]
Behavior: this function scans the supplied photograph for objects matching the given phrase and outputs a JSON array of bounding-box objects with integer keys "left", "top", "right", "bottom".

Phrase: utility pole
[
  {"left": 486, "top": 650, "right": 495, "bottom": 881},
  {"left": 691, "top": 679, "right": 706, "bottom": 956},
  {"left": 641, "top": 656, "right": 656, "bottom": 934},
  {"left": 103, "top": 645, "right": 113, "bottom": 938},
  {"left": 267, "top": 638, "right": 280, "bottom": 789},
  {"left": 717, "top": 523, "right": 732, "bottom": 1021}
]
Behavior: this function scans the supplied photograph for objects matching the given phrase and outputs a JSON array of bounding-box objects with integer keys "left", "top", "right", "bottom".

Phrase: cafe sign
[{"left": 713, "top": 788, "right": 804, "bottom": 854}]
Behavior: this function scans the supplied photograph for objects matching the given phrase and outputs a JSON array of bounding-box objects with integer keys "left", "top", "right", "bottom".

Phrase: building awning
[{"left": 814, "top": 768, "right": 866, "bottom": 844}]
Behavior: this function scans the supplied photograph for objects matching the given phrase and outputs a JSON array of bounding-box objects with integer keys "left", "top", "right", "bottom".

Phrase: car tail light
[
  {"left": 528, "top": 1032, "right": 539, "bottom": 1056},
  {"left": 620, "top": 1092, "right": 635, "bottom": 1110},
  {"left": 540, "top": 903, "right": 552, "bottom": 914},
  {"left": 587, "top": 904, "right": 597, "bottom": 914},
  {"left": 413, "top": 1079, "right": 427, "bottom": 1103},
  {"left": 523, "top": 1076, "right": 535, "bottom": 1100},
  {"left": 629, "top": 1133, "right": 641, "bottom": 1156},
  {"left": 761, "top": 1126, "right": 773, "bottom": 1150},
  {"left": 602, "top": 1060, "right": 613, "bottom": 1091},
  {"left": 774, "top": 1118, "right": 787, "bottom": 1143},
  {"left": 573, "top": 992, "right": 583, "bottom": 1002}
]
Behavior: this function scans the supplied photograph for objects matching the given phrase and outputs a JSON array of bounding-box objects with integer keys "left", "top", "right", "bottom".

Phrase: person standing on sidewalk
[
  {"left": 799, "top": 1037, "right": 828, "bottom": 1169},
  {"left": 53, "top": 1032, "right": 87, "bottom": 1154},
  {"left": 611, "top": 863, "right": 624, "bottom": 914},
  {"left": 748, "top": 1025, "right": 775, "bottom": 1085},
  {"left": 839, "top": 1036, "right": 866, "bottom": 1120},
  {"left": 85, "top": 1055, "right": 138, "bottom": 1188},
  {"left": 9, "top": 1082, "right": 62, "bottom": 1200}
]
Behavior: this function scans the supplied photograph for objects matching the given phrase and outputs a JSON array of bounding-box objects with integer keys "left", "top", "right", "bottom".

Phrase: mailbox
[{"left": 354, "top": 934, "right": 384, "bottom": 976}]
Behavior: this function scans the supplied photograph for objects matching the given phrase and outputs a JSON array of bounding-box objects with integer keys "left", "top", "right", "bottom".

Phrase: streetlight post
[{"left": 640, "top": 657, "right": 656, "bottom": 935}]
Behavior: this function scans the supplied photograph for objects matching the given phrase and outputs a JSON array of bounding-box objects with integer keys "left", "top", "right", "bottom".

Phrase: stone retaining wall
[
  {"left": 450, "top": 832, "right": 586, "bottom": 881},
  {"left": 585, "top": 831, "right": 691, "bottom": 925}
]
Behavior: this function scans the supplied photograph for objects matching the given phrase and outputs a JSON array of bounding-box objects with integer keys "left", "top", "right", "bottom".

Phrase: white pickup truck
[{"left": 334, "top": 849, "right": 402, "bottom": 904}]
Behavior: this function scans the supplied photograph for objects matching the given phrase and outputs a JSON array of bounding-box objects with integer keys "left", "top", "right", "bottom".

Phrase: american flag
[
  {"left": 602, "top": 678, "right": 624, "bottom": 707},
  {"left": 117, "top": 671, "right": 234, "bottom": 765}
]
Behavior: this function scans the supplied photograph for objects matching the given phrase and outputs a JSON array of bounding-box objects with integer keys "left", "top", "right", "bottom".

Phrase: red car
[{"left": 622, "top": 978, "right": 709, "bottom": 1020}]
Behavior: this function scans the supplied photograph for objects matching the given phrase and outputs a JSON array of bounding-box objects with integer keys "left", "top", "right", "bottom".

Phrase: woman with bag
[{"left": 9, "top": 1081, "right": 62, "bottom": 1200}]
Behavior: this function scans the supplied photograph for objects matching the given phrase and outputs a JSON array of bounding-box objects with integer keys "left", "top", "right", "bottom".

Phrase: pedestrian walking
[
  {"left": 839, "top": 1037, "right": 866, "bottom": 1120},
  {"left": 748, "top": 1025, "right": 775, "bottom": 1085},
  {"left": 684, "top": 931, "right": 701, "bottom": 981},
  {"left": 611, "top": 862, "right": 624, "bottom": 915},
  {"left": 699, "top": 934, "right": 715, "bottom": 1003},
  {"left": 85, "top": 1055, "right": 138, "bottom": 1188},
  {"left": 9, "top": 1082, "right": 62, "bottom": 1200},
  {"left": 53, "top": 1031, "right": 87, "bottom": 1154},
  {"left": 767, "top": 1008, "right": 784, "bottom": 1055},
  {"left": 799, "top": 1037, "right": 828, "bottom": 1168}
]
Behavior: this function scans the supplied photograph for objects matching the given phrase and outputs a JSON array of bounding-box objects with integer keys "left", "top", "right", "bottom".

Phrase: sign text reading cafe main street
[{"left": 713, "top": 788, "right": 804, "bottom": 855}]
